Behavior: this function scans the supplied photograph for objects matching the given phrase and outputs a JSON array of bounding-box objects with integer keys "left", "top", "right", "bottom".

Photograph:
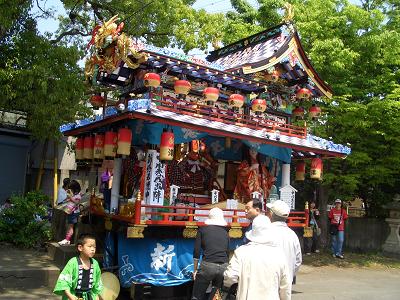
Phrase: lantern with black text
[
  {"left": 160, "top": 128, "right": 174, "bottom": 161},
  {"left": 143, "top": 72, "right": 161, "bottom": 88},
  {"left": 93, "top": 134, "right": 104, "bottom": 161},
  {"left": 229, "top": 94, "right": 244, "bottom": 113},
  {"left": 310, "top": 158, "right": 323, "bottom": 180},
  {"left": 90, "top": 95, "right": 105, "bottom": 109},
  {"left": 292, "top": 106, "right": 305, "bottom": 119},
  {"left": 75, "top": 137, "right": 84, "bottom": 162},
  {"left": 174, "top": 80, "right": 191, "bottom": 97},
  {"left": 83, "top": 136, "right": 94, "bottom": 161},
  {"left": 296, "top": 88, "right": 312, "bottom": 101},
  {"left": 309, "top": 104, "right": 321, "bottom": 120},
  {"left": 117, "top": 128, "right": 132, "bottom": 156},
  {"left": 295, "top": 161, "right": 306, "bottom": 181},
  {"left": 251, "top": 99, "right": 267, "bottom": 115},
  {"left": 203, "top": 87, "right": 219, "bottom": 105},
  {"left": 104, "top": 131, "right": 117, "bottom": 158}
]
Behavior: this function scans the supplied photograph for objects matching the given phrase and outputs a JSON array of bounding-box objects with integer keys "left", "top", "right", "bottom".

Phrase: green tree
[
  {"left": 0, "top": 1, "right": 89, "bottom": 139},
  {"left": 56, "top": 0, "right": 225, "bottom": 53},
  {"left": 222, "top": 0, "right": 400, "bottom": 215}
]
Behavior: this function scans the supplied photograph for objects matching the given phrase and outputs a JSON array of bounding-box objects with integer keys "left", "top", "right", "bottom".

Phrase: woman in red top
[{"left": 328, "top": 199, "right": 348, "bottom": 259}]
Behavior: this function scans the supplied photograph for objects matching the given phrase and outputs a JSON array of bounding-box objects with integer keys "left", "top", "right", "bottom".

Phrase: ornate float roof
[
  {"left": 207, "top": 23, "right": 333, "bottom": 99},
  {"left": 61, "top": 99, "right": 351, "bottom": 159}
]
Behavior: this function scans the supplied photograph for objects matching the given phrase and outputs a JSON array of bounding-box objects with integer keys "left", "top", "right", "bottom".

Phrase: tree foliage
[
  {"left": 56, "top": 0, "right": 225, "bottom": 53},
  {"left": 223, "top": 0, "right": 400, "bottom": 215},
  {"left": 0, "top": 1, "right": 89, "bottom": 139},
  {"left": 0, "top": 191, "right": 51, "bottom": 248}
]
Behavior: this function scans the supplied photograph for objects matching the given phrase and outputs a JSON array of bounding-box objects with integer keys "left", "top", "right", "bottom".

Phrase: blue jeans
[
  {"left": 192, "top": 261, "right": 228, "bottom": 300},
  {"left": 331, "top": 231, "right": 345, "bottom": 255}
]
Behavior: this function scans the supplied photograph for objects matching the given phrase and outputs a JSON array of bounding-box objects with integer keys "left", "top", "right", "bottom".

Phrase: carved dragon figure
[{"left": 85, "top": 15, "right": 148, "bottom": 84}]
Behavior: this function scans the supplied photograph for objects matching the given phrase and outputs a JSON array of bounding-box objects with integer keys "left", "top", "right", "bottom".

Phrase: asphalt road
[
  {"left": 1, "top": 265, "right": 400, "bottom": 299},
  {"left": 293, "top": 265, "right": 400, "bottom": 300}
]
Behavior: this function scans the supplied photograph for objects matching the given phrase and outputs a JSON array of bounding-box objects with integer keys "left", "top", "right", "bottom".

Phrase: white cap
[
  {"left": 204, "top": 207, "right": 227, "bottom": 226},
  {"left": 335, "top": 199, "right": 342, "bottom": 204},
  {"left": 266, "top": 200, "right": 290, "bottom": 217},
  {"left": 245, "top": 215, "right": 273, "bottom": 244}
]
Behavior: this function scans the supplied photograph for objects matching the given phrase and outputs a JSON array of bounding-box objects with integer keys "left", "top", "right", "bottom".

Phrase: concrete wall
[
  {"left": 0, "top": 130, "right": 30, "bottom": 204},
  {"left": 344, "top": 217, "right": 390, "bottom": 253}
]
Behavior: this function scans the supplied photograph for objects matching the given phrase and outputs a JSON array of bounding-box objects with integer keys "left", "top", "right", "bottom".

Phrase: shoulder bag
[{"left": 329, "top": 210, "right": 343, "bottom": 235}]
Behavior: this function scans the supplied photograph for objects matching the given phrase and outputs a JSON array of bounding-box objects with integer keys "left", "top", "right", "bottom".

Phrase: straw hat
[
  {"left": 204, "top": 207, "right": 227, "bottom": 226},
  {"left": 245, "top": 215, "right": 272, "bottom": 244},
  {"left": 266, "top": 200, "right": 290, "bottom": 217},
  {"left": 100, "top": 272, "right": 120, "bottom": 300}
]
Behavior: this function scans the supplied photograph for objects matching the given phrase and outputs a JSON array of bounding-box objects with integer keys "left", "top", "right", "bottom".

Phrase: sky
[{"left": 34, "top": 0, "right": 261, "bottom": 35}]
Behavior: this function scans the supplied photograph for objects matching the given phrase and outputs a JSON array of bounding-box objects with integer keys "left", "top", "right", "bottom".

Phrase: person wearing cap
[
  {"left": 329, "top": 199, "right": 348, "bottom": 259},
  {"left": 266, "top": 200, "right": 302, "bottom": 284},
  {"left": 192, "top": 207, "right": 229, "bottom": 300},
  {"left": 223, "top": 215, "right": 291, "bottom": 300}
]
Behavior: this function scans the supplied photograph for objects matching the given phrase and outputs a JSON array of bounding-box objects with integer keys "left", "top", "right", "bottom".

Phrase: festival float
[{"left": 60, "top": 12, "right": 350, "bottom": 298}]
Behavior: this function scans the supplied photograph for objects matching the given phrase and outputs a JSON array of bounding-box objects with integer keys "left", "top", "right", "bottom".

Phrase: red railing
[
  {"left": 152, "top": 97, "right": 307, "bottom": 139},
  {"left": 90, "top": 198, "right": 308, "bottom": 228}
]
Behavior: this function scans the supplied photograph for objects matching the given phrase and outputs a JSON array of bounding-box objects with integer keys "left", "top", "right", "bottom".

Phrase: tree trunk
[{"left": 318, "top": 183, "right": 329, "bottom": 249}]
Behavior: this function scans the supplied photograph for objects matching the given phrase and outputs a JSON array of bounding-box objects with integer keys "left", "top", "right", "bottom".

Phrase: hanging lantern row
[
  {"left": 75, "top": 128, "right": 133, "bottom": 163},
  {"left": 292, "top": 104, "right": 321, "bottom": 120},
  {"left": 295, "top": 158, "right": 323, "bottom": 181}
]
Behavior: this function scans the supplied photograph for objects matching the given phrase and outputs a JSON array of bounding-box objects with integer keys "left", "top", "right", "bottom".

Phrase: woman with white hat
[
  {"left": 224, "top": 215, "right": 291, "bottom": 300},
  {"left": 192, "top": 207, "right": 229, "bottom": 300}
]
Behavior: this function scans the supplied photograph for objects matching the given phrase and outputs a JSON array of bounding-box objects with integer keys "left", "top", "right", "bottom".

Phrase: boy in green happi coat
[{"left": 54, "top": 234, "right": 103, "bottom": 300}]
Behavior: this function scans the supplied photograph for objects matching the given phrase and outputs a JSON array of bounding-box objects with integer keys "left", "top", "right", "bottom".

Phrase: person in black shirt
[{"left": 192, "top": 207, "right": 229, "bottom": 300}]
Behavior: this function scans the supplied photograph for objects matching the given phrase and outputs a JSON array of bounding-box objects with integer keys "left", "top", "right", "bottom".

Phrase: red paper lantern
[
  {"left": 292, "top": 106, "right": 305, "bottom": 119},
  {"left": 117, "top": 128, "right": 132, "bottom": 156},
  {"left": 251, "top": 99, "right": 267, "bottom": 115},
  {"left": 160, "top": 128, "right": 174, "bottom": 161},
  {"left": 144, "top": 72, "right": 161, "bottom": 88},
  {"left": 309, "top": 104, "right": 321, "bottom": 119},
  {"left": 75, "top": 137, "right": 84, "bottom": 162},
  {"left": 174, "top": 80, "right": 191, "bottom": 95},
  {"left": 295, "top": 161, "right": 306, "bottom": 181},
  {"left": 93, "top": 134, "right": 104, "bottom": 161},
  {"left": 229, "top": 94, "right": 245, "bottom": 108},
  {"left": 104, "top": 131, "right": 117, "bottom": 158},
  {"left": 203, "top": 87, "right": 219, "bottom": 105},
  {"left": 90, "top": 95, "right": 105, "bottom": 109},
  {"left": 310, "top": 158, "right": 323, "bottom": 180},
  {"left": 296, "top": 88, "right": 312, "bottom": 100},
  {"left": 83, "top": 136, "right": 94, "bottom": 160}
]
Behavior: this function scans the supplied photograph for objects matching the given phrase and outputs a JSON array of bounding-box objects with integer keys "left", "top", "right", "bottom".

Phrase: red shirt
[{"left": 329, "top": 208, "right": 348, "bottom": 231}]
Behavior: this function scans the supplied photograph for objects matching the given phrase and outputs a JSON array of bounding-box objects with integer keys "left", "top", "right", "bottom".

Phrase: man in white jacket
[
  {"left": 266, "top": 200, "right": 302, "bottom": 283},
  {"left": 224, "top": 215, "right": 292, "bottom": 300}
]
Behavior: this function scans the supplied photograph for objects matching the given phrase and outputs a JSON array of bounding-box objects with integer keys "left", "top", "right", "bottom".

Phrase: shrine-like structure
[{"left": 61, "top": 18, "right": 350, "bottom": 290}]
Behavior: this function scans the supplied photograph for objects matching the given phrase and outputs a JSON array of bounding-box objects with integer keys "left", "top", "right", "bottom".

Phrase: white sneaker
[
  {"left": 315, "top": 250, "right": 320, "bottom": 253},
  {"left": 58, "top": 239, "right": 70, "bottom": 245}
]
